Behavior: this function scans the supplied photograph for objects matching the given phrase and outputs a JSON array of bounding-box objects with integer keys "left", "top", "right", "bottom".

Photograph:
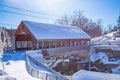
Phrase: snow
[
  {"left": 52, "top": 59, "right": 63, "bottom": 68},
  {"left": 112, "top": 65, "right": 120, "bottom": 74},
  {"left": 1, "top": 50, "right": 43, "bottom": 80},
  {"left": 4, "top": 60, "right": 41, "bottom": 80},
  {"left": 90, "top": 51, "right": 120, "bottom": 64},
  {"left": 90, "top": 52, "right": 109, "bottom": 64},
  {"left": 0, "top": 62, "right": 3, "bottom": 72},
  {"left": 91, "top": 32, "right": 115, "bottom": 44},
  {"left": 28, "top": 59, "right": 51, "bottom": 73},
  {"left": 91, "top": 36, "right": 103, "bottom": 43},
  {"left": 91, "top": 36, "right": 107, "bottom": 44},
  {"left": 1, "top": 50, "right": 65, "bottom": 80},
  {"left": 22, "top": 21, "right": 91, "bottom": 39},
  {"left": 26, "top": 52, "right": 52, "bottom": 74},
  {"left": 26, "top": 50, "right": 41, "bottom": 54},
  {"left": 26, "top": 50, "right": 43, "bottom": 63},
  {"left": 26, "top": 50, "right": 64, "bottom": 79},
  {"left": 104, "top": 31, "right": 114, "bottom": 37},
  {"left": 72, "top": 70, "right": 120, "bottom": 80}
]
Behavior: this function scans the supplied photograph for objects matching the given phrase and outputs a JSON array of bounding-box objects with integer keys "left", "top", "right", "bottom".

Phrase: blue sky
[{"left": 0, "top": 0, "right": 120, "bottom": 29}]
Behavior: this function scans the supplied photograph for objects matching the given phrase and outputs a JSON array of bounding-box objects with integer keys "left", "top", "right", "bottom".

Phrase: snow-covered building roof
[{"left": 22, "top": 21, "right": 91, "bottom": 40}]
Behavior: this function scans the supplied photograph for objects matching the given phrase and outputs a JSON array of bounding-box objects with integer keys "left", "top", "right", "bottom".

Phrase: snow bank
[
  {"left": 46, "top": 57, "right": 63, "bottom": 68},
  {"left": 112, "top": 65, "right": 120, "bottom": 75},
  {"left": 90, "top": 52, "right": 109, "bottom": 64},
  {"left": 72, "top": 70, "right": 120, "bottom": 80},
  {"left": 28, "top": 58, "right": 52, "bottom": 73},
  {"left": 91, "top": 31, "right": 115, "bottom": 44},
  {"left": 104, "top": 31, "right": 114, "bottom": 37},
  {"left": 91, "top": 36, "right": 103, "bottom": 43},
  {"left": 26, "top": 50, "right": 43, "bottom": 63}
]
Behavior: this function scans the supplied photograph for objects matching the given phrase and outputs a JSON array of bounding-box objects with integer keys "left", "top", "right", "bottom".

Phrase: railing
[
  {"left": 26, "top": 53, "right": 67, "bottom": 80},
  {"left": 42, "top": 45, "right": 89, "bottom": 56}
]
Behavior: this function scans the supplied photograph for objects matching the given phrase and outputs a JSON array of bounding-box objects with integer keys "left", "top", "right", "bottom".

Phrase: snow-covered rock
[{"left": 90, "top": 52, "right": 109, "bottom": 64}]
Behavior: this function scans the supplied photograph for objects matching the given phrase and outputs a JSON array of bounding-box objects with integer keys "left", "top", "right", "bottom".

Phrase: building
[{"left": 14, "top": 21, "right": 91, "bottom": 57}]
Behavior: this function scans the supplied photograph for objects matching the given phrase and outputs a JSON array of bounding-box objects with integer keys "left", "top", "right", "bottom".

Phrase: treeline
[
  {"left": 56, "top": 11, "right": 120, "bottom": 38},
  {"left": 103, "top": 15, "right": 120, "bottom": 34},
  {"left": 103, "top": 26, "right": 120, "bottom": 35},
  {"left": 55, "top": 11, "right": 102, "bottom": 38},
  {"left": 0, "top": 26, "right": 15, "bottom": 50}
]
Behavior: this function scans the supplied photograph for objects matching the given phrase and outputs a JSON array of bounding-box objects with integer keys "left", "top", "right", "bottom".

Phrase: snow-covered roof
[
  {"left": 72, "top": 70, "right": 120, "bottom": 80},
  {"left": 22, "top": 21, "right": 91, "bottom": 40}
]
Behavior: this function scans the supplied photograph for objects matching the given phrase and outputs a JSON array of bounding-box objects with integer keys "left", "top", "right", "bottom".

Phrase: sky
[{"left": 0, "top": 0, "right": 120, "bottom": 29}]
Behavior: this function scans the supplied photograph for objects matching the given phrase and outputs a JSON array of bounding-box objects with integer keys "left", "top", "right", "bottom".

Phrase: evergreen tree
[{"left": 117, "top": 14, "right": 120, "bottom": 28}]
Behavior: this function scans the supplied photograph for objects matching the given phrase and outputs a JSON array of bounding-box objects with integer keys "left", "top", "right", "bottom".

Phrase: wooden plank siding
[
  {"left": 36, "top": 39, "right": 90, "bottom": 49},
  {"left": 14, "top": 22, "right": 37, "bottom": 50}
]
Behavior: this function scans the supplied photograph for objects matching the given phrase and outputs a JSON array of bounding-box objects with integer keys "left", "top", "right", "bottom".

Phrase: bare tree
[
  {"left": 107, "top": 24, "right": 113, "bottom": 33},
  {"left": 55, "top": 10, "right": 103, "bottom": 38},
  {"left": 55, "top": 14, "right": 70, "bottom": 25},
  {"left": 70, "top": 11, "right": 90, "bottom": 30},
  {"left": 96, "top": 19, "right": 103, "bottom": 35}
]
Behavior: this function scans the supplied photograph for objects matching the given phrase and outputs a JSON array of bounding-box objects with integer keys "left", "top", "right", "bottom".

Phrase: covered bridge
[{"left": 14, "top": 21, "right": 91, "bottom": 56}]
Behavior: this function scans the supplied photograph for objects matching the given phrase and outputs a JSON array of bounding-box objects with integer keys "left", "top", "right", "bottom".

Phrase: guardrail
[{"left": 26, "top": 53, "right": 67, "bottom": 80}]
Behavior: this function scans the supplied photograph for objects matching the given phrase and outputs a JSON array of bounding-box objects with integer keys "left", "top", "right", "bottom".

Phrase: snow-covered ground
[
  {"left": 1, "top": 50, "right": 65, "bottom": 80},
  {"left": 0, "top": 51, "right": 41, "bottom": 80},
  {"left": 91, "top": 32, "right": 115, "bottom": 44},
  {"left": 72, "top": 70, "right": 120, "bottom": 80},
  {"left": 91, "top": 36, "right": 103, "bottom": 43},
  {"left": 4, "top": 60, "right": 40, "bottom": 80}
]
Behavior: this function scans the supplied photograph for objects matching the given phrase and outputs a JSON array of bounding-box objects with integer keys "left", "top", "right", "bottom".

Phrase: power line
[
  {"left": 0, "top": 9, "right": 49, "bottom": 19},
  {"left": 0, "top": 4, "right": 47, "bottom": 15},
  {"left": 0, "top": 4, "right": 60, "bottom": 18}
]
